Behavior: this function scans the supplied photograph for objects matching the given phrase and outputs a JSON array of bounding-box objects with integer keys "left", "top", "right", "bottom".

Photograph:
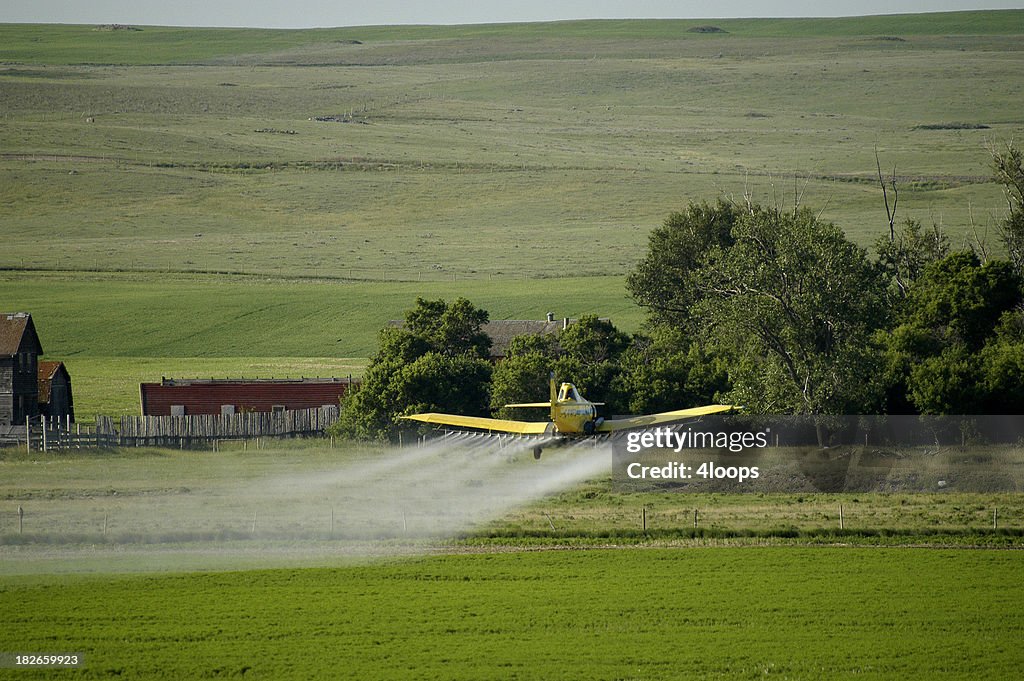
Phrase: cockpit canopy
[{"left": 557, "top": 383, "right": 583, "bottom": 402}]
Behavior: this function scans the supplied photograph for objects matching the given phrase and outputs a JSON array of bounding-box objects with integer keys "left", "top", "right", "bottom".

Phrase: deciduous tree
[
  {"left": 885, "top": 251, "right": 1023, "bottom": 413},
  {"left": 991, "top": 141, "right": 1024, "bottom": 273},
  {"left": 698, "top": 206, "right": 887, "bottom": 414},
  {"left": 331, "top": 298, "right": 492, "bottom": 441},
  {"left": 611, "top": 326, "right": 729, "bottom": 415},
  {"left": 626, "top": 200, "right": 740, "bottom": 329},
  {"left": 490, "top": 335, "right": 559, "bottom": 418}
]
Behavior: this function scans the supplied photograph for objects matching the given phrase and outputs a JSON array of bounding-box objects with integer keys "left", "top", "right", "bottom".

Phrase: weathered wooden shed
[
  {"left": 38, "top": 360, "right": 75, "bottom": 422},
  {"left": 139, "top": 377, "right": 358, "bottom": 416},
  {"left": 0, "top": 313, "right": 42, "bottom": 427},
  {"left": 387, "top": 313, "right": 604, "bottom": 362}
]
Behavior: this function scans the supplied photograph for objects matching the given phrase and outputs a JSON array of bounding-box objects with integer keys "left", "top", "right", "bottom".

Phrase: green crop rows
[{"left": 1, "top": 548, "right": 1021, "bottom": 680}]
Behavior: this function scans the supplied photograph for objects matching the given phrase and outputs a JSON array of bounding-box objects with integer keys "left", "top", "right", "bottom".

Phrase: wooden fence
[
  {"left": 97, "top": 406, "right": 339, "bottom": 447},
  {"left": 3, "top": 416, "right": 118, "bottom": 451},
  {"left": 6, "top": 407, "right": 338, "bottom": 451}
]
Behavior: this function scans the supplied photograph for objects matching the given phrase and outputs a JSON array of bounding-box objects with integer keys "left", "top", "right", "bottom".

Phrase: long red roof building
[{"left": 139, "top": 377, "right": 358, "bottom": 416}]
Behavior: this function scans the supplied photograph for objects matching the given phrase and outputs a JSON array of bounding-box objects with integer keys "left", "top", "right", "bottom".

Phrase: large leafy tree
[
  {"left": 490, "top": 316, "right": 631, "bottom": 416},
  {"left": 629, "top": 202, "right": 887, "bottom": 415},
  {"left": 626, "top": 200, "right": 741, "bottom": 329},
  {"left": 980, "top": 310, "right": 1024, "bottom": 411},
  {"left": 404, "top": 297, "right": 491, "bottom": 359},
  {"left": 553, "top": 315, "right": 630, "bottom": 412},
  {"left": 874, "top": 218, "right": 949, "bottom": 302},
  {"left": 611, "top": 325, "right": 730, "bottom": 415},
  {"left": 697, "top": 206, "right": 887, "bottom": 414},
  {"left": 331, "top": 298, "right": 492, "bottom": 441},
  {"left": 489, "top": 334, "right": 559, "bottom": 419},
  {"left": 884, "top": 252, "right": 1023, "bottom": 413}
]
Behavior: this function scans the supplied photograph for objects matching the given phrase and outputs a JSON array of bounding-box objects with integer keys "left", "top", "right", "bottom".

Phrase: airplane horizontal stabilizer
[
  {"left": 401, "top": 413, "right": 551, "bottom": 435},
  {"left": 597, "top": 404, "right": 734, "bottom": 432},
  {"left": 503, "top": 402, "right": 552, "bottom": 408}
]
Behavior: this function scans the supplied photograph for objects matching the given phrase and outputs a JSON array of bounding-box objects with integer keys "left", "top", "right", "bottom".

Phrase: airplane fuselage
[
  {"left": 549, "top": 381, "right": 600, "bottom": 434},
  {"left": 552, "top": 400, "right": 599, "bottom": 435}
]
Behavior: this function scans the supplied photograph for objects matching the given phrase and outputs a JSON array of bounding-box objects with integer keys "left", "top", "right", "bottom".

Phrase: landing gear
[{"left": 533, "top": 446, "right": 543, "bottom": 460}]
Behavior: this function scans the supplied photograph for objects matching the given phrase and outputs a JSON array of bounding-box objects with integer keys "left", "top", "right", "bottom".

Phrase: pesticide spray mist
[
  {"left": 3, "top": 435, "right": 613, "bottom": 573},
  {"left": 252, "top": 433, "right": 612, "bottom": 542}
]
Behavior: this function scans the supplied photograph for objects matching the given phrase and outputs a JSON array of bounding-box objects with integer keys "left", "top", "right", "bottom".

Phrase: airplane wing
[
  {"left": 506, "top": 402, "right": 605, "bottom": 407},
  {"left": 401, "top": 413, "right": 551, "bottom": 435},
  {"left": 597, "top": 404, "right": 734, "bottom": 432}
]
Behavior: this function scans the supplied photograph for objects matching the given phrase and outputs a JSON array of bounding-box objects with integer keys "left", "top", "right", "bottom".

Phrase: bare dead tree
[
  {"left": 793, "top": 172, "right": 811, "bottom": 216},
  {"left": 875, "top": 145, "right": 899, "bottom": 242},
  {"left": 742, "top": 169, "right": 755, "bottom": 214},
  {"left": 968, "top": 201, "right": 992, "bottom": 262}
]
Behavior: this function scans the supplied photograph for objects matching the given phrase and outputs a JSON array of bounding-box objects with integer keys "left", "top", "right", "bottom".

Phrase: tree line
[{"left": 332, "top": 144, "right": 1024, "bottom": 440}]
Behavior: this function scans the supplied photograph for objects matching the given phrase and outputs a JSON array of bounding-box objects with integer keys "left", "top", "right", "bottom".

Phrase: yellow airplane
[{"left": 402, "top": 375, "right": 732, "bottom": 458}]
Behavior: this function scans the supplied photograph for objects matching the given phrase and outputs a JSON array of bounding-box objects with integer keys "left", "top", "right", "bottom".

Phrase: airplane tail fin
[{"left": 549, "top": 372, "right": 557, "bottom": 420}]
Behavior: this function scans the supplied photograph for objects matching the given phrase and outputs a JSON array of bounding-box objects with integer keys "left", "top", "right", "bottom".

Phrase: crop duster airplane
[{"left": 402, "top": 375, "right": 732, "bottom": 458}]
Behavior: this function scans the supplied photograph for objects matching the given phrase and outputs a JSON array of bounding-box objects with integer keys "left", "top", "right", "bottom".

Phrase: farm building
[
  {"left": 38, "top": 360, "right": 74, "bottom": 422},
  {"left": 483, "top": 313, "right": 567, "bottom": 361},
  {"left": 0, "top": 313, "right": 77, "bottom": 431},
  {"left": 0, "top": 312, "right": 44, "bottom": 428},
  {"left": 139, "top": 377, "right": 358, "bottom": 416},
  {"left": 389, "top": 313, "right": 606, "bottom": 361}
]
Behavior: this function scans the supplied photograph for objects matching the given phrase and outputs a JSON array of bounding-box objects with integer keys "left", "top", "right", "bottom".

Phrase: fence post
[{"left": 25, "top": 416, "right": 30, "bottom": 453}]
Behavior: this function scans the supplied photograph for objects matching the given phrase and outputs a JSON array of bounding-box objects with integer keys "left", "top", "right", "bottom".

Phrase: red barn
[{"left": 139, "top": 377, "right": 357, "bottom": 416}]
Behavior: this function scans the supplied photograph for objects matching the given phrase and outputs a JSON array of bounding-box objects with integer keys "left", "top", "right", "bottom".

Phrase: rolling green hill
[
  {"left": 2, "top": 11, "right": 1021, "bottom": 64},
  {"left": 1, "top": 13, "right": 1021, "bottom": 415}
]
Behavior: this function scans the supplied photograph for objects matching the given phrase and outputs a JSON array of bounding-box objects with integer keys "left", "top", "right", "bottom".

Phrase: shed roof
[
  {"left": 482, "top": 320, "right": 563, "bottom": 359},
  {"left": 385, "top": 316, "right": 606, "bottom": 359},
  {"left": 0, "top": 313, "right": 42, "bottom": 357},
  {"left": 38, "top": 360, "right": 68, "bottom": 404},
  {"left": 157, "top": 377, "right": 351, "bottom": 386}
]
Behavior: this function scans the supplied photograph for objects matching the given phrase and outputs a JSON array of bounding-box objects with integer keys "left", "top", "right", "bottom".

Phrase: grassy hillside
[
  {"left": 0, "top": 271, "right": 640, "bottom": 417},
  {"left": 1, "top": 26, "right": 1015, "bottom": 281},
  {"left": 0, "top": 271, "right": 639, "bottom": 357},
  {"left": 2, "top": 12, "right": 1021, "bottom": 64},
  {"left": 1, "top": 13, "right": 1021, "bottom": 415}
]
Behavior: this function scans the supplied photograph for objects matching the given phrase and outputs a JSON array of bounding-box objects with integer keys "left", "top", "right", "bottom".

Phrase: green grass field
[
  {"left": 1, "top": 548, "right": 1021, "bottom": 679},
  {"left": 0, "top": 270, "right": 639, "bottom": 418},
  {"left": 0, "top": 50, "right": 1013, "bottom": 281},
  {"left": 2, "top": 440, "right": 1021, "bottom": 678}
]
